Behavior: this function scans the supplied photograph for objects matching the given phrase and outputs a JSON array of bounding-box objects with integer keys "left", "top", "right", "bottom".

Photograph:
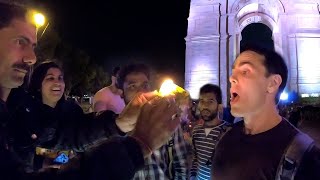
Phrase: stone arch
[
  {"left": 230, "top": 1, "right": 285, "bottom": 56},
  {"left": 230, "top": 0, "right": 285, "bottom": 14}
]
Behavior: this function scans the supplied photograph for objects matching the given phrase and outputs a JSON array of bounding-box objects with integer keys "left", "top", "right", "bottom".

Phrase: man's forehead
[
  {"left": 200, "top": 92, "right": 216, "bottom": 99},
  {"left": 232, "top": 50, "right": 264, "bottom": 68},
  {"left": 125, "top": 72, "right": 149, "bottom": 82},
  {"left": 9, "top": 18, "right": 37, "bottom": 43}
]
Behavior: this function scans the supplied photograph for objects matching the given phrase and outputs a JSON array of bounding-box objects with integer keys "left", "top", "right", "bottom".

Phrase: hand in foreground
[
  {"left": 116, "top": 92, "right": 158, "bottom": 132},
  {"left": 130, "top": 97, "right": 180, "bottom": 157}
]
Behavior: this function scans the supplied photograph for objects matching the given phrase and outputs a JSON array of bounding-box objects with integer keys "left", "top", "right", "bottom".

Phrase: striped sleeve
[
  {"left": 190, "top": 126, "right": 200, "bottom": 178},
  {"left": 172, "top": 125, "right": 188, "bottom": 180}
]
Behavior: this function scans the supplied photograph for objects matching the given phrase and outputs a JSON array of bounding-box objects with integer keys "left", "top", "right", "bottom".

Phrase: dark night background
[{"left": 35, "top": 0, "right": 191, "bottom": 87}]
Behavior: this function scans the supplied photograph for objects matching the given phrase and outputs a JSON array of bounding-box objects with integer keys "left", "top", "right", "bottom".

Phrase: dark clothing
[
  {"left": 212, "top": 120, "right": 320, "bottom": 180},
  {"left": 0, "top": 136, "right": 144, "bottom": 180},
  {"left": 6, "top": 88, "right": 123, "bottom": 171},
  {"left": 1, "top": 96, "right": 144, "bottom": 179}
]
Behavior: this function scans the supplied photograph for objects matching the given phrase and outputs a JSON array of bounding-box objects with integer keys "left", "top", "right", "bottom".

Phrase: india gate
[{"left": 185, "top": 0, "right": 320, "bottom": 105}]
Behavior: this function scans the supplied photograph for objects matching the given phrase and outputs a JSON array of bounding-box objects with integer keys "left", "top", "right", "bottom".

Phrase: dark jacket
[
  {"left": 1, "top": 90, "right": 144, "bottom": 180},
  {"left": 7, "top": 88, "right": 123, "bottom": 171}
]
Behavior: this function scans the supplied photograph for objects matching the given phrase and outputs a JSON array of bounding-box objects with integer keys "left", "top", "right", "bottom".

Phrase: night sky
[{"left": 37, "top": 0, "right": 191, "bottom": 86}]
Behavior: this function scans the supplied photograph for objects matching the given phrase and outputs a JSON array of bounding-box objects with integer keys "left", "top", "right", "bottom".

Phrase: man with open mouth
[{"left": 211, "top": 45, "right": 320, "bottom": 180}]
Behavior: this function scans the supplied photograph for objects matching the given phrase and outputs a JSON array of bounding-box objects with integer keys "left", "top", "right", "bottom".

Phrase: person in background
[
  {"left": 8, "top": 61, "right": 124, "bottom": 172},
  {"left": 93, "top": 66, "right": 125, "bottom": 114},
  {"left": 190, "top": 84, "right": 229, "bottom": 180},
  {"left": 117, "top": 63, "right": 188, "bottom": 180}
]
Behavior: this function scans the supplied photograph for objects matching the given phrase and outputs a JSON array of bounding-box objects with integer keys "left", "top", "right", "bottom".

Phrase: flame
[{"left": 159, "top": 79, "right": 177, "bottom": 96}]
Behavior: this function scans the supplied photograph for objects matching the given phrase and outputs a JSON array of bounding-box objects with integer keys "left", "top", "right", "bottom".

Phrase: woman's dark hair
[{"left": 28, "top": 61, "right": 64, "bottom": 101}]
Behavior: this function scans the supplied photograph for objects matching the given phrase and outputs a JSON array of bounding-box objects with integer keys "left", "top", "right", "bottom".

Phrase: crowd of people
[{"left": 1, "top": 1, "right": 320, "bottom": 180}]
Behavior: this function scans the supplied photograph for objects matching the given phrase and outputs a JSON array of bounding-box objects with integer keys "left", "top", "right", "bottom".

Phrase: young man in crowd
[
  {"left": 117, "top": 63, "right": 188, "bottom": 180},
  {"left": 190, "top": 84, "right": 228, "bottom": 180}
]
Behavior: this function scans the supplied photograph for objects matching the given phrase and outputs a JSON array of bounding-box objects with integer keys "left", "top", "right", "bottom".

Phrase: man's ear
[
  {"left": 218, "top": 104, "right": 224, "bottom": 119},
  {"left": 267, "top": 74, "right": 282, "bottom": 93},
  {"left": 218, "top": 104, "right": 224, "bottom": 114}
]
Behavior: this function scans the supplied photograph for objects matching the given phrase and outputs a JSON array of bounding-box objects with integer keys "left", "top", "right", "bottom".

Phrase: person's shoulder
[
  {"left": 94, "top": 87, "right": 112, "bottom": 99},
  {"left": 96, "top": 87, "right": 112, "bottom": 95},
  {"left": 192, "top": 124, "right": 204, "bottom": 131}
]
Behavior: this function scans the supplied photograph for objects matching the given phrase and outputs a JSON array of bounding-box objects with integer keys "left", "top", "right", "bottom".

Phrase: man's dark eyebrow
[
  {"left": 45, "top": 73, "right": 63, "bottom": 76},
  {"left": 127, "top": 80, "right": 137, "bottom": 84},
  {"left": 232, "top": 61, "right": 255, "bottom": 69},
  {"left": 18, "top": 36, "right": 37, "bottom": 48}
]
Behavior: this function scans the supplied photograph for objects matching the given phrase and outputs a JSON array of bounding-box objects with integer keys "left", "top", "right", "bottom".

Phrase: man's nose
[
  {"left": 23, "top": 46, "right": 37, "bottom": 66},
  {"left": 229, "top": 73, "right": 238, "bottom": 85},
  {"left": 138, "top": 85, "right": 149, "bottom": 93},
  {"left": 137, "top": 83, "right": 150, "bottom": 93}
]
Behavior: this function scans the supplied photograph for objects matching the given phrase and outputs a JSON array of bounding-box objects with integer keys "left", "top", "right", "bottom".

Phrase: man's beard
[{"left": 200, "top": 109, "right": 218, "bottom": 122}]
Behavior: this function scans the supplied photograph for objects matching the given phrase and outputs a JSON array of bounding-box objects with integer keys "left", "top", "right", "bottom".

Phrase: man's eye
[
  {"left": 16, "top": 38, "right": 27, "bottom": 46},
  {"left": 46, "top": 77, "right": 54, "bottom": 81},
  {"left": 128, "top": 84, "right": 136, "bottom": 89},
  {"left": 242, "top": 70, "right": 248, "bottom": 75}
]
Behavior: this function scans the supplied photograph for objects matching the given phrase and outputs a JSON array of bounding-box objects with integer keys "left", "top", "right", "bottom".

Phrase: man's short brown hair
[{"left": 0, "top": 2, "right": 28, "bottom": 29}]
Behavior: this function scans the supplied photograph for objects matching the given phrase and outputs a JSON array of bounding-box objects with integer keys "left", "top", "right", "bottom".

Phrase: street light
[
  {"left": 33, "top": 12, "right": 45, "bottom": 27},
  {"left": 27, "top": 10, "right": 46, "bottom": 28},
  {"left": 27, "top": 10, "right": 49, "bottom": 39}
]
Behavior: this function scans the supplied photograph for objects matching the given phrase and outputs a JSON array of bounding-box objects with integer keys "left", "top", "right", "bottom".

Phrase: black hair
[
  {"left": 112, "top": 66, "right": 120, "bottom": 77},
  {"left": 117, "top": 63, "right": 150, "bottom": 90},
  {"left": 241, "top": 44, "right": 288, "bottom": 104},
  {"left": 199, "top": 84, "right": 222, "bottom": 104}
]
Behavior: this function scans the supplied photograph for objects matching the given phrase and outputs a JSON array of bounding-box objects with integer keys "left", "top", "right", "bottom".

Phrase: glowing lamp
[
  {"left": 27, "top": 10, "right": 46, "bottom": 28},
  {"left": 33, "top": 12, "right": 45, "bottom": 27}
]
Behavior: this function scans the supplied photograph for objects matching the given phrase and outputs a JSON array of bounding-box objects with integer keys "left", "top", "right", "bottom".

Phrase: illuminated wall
[{"left": 186, "top": 0, "right": 320, "bottom": 104}]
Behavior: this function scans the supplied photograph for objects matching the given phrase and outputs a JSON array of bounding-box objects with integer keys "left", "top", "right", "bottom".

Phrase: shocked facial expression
[
  {"left": 229, "top": 50, "right": 271, "bottom": 117},
  {"left": 41, "top": 68, "right": 65, "bottom": 106},
  {"left": 198, "top": 92, "right": 220, "bottom": 122},
  {"left": 123, "top": 72, "right": 150, "bottom": 104},
  {"left": 0, "top": 19, "right": 37, "bottom": 89}
]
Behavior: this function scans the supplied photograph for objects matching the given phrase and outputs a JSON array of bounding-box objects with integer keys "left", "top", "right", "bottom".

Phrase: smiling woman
[
  {"left": 7, "top": 60, "right": 123, "bottom": 172},
  {"left": 29, "top": 61, "right": 65, "bottom": 108}
]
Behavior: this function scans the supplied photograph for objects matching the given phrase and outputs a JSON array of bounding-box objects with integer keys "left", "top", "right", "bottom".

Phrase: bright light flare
[
  {"left": 159, "top": 79, "right": 177, "bottom": 96},
  {"left": 33, "top": 12, "right": 45, "bottom": 27},
  {"left": 280, "top": 92, "right": 288, "bottom": 101},
  {"left": 27, "top": 10, "right": 46, "bottom": 27}
]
